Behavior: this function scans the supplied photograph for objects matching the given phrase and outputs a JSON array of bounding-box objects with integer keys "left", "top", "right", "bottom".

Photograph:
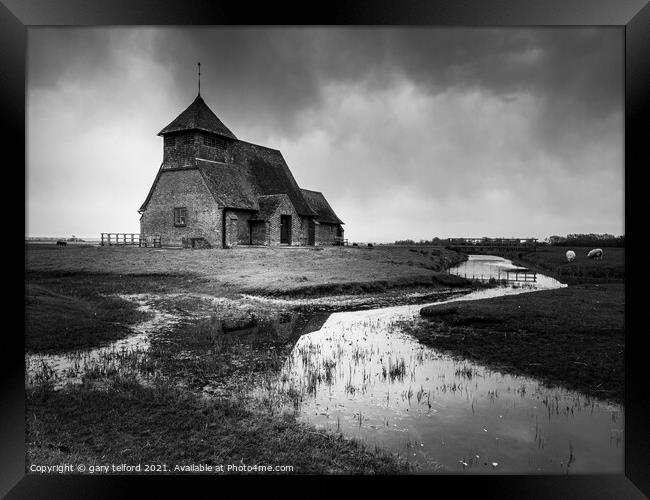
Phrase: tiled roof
[
  {"left": 196, "top": 160, "right": 258, "bottom": 210},
  {"left": 231, "top": 141, "right": 316, "bottom": 217},
  {"left": 158, "top": 95, "right": 237, "bottom": 140},
  {"left": 251, "top": 194, "right": 288, "bottom": 221},
  {"left": 301, "top": 189, "right": 344, "bottom": 224}
]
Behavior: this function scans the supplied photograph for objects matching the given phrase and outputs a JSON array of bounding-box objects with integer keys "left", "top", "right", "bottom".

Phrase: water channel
[{"left": 254, "top": 255, "right": 623, "bottom": 473}]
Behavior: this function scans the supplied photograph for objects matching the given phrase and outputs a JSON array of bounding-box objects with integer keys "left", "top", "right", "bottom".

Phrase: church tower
[{"left": 158, "top": 67, "right": 237, "bottom": 169}]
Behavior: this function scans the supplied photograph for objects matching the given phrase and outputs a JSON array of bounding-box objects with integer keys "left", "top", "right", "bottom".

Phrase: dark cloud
[
  {"left": 26, "top": 27, "right": 623, "bottom": 240},
  {"left": 30, "top": 27, "right": 621, "bottom": 139}
]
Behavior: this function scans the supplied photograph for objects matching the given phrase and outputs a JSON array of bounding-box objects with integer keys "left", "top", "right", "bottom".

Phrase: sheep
[
  {"left": 586, "top": 248, "right": 603, "bottom": 260},
  {"left": 566, "top": 250, "right": 576, "bottom": 262}
]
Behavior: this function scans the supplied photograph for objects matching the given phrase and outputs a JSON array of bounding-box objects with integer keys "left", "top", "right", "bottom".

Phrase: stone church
[{"left": 139, "top": 92, "right": 344, "bottom": 248}]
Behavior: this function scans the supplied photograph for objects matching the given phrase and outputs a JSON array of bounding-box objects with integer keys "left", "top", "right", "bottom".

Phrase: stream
[{"left": 253, "top": 255, "right": 624, "bottom": 473}]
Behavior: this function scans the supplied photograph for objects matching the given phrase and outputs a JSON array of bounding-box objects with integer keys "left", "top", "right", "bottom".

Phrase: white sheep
[
  {"left": 566, "top": 250, "right": 576, "bottom": 262},
  {"left": 587, "top": 248, "right": 603, "bottom": 260}
]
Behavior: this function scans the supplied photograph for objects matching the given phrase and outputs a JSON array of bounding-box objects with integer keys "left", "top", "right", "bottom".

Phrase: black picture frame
[{"left": 4, "top": 0, "right": 648, "bottom": 497}]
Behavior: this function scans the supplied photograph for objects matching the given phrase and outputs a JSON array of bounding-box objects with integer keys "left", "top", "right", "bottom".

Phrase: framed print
[{"left": 4, "top": 0, "right": 648, "bottom": 497}]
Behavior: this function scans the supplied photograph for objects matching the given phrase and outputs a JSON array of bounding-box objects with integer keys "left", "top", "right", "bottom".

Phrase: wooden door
[{"left": 280, "top": 215, "right": 291, "bottom": 244}]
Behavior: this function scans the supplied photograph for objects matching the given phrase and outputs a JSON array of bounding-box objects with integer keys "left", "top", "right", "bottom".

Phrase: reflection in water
[
  {"left": 254, "top": 256, "right": 623, "bottom": 473},
  {"left": 449, "top": 254, "right": 563, "bottom": 290}
]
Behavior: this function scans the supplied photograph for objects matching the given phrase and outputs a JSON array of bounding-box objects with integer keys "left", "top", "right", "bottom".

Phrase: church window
[
  {"left": 174, "top": 207, "right": 187, "bottom": 226},
  {"left": 182, "top": 134, "right": 193, "bottom": 145}
]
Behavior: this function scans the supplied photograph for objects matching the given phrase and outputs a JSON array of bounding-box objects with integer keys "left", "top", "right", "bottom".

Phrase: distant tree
[{"left": 547, "top": 233, "right": 624, "bottom": 247}]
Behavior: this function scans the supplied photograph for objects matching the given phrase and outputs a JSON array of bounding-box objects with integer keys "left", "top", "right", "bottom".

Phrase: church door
[{"left": 280, "top": 215, "right": 292, "bottom": 244}]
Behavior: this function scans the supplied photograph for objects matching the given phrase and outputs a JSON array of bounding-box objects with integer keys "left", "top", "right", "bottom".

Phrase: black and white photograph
[{"left": 17, "top": 19, "right": 635, "bottom": 482}]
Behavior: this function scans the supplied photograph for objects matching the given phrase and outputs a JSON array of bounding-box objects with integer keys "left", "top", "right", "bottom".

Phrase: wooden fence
[
  {"left": 502, "top": 269, "right": 537, "bottom": 283},
  {"left": 100, "top": 233, "right": 161, "bottom": 247}
]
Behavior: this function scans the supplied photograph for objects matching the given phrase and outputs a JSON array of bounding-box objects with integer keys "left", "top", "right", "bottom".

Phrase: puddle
[
  {"left": 253, "top": 256, "right": 623, "bottom": 473},
  {"left": 25, "top": 294, "right": 181, "bottom": 389}
]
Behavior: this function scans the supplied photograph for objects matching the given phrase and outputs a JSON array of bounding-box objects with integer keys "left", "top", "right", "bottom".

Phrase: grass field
[{"left": 26, "top": 244, "right": 467, "bottom": 296}]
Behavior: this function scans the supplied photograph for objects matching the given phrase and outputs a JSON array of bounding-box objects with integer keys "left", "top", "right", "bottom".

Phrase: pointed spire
[
  {"left": 197, "top": 62, "right": 201, "bottom": 97},
  {"left": 158, "top": 93, "right": 237, "bottom": 140}
]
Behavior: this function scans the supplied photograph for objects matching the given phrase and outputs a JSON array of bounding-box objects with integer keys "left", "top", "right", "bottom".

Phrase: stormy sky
[{"left": 26, "top": 27, "right": 624, "bottom": 242}]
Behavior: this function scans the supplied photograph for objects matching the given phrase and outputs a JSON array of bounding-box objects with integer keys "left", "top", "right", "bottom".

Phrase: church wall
[
  {"left": 315, "top": 223, "right": 343, "bottom": 246},
  {"left": 250, "top": 221, "right": 267, "bottom": 245},
  {"left": 140, "top": 169, "right": 222, "bottom": 247},
  {"left": 223, "top": 209, "right": 255, "bottom": 247}
]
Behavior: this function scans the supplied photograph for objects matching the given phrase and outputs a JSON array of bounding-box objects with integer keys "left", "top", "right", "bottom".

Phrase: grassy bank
[
  {"left": 484, "top": 246, "right": 624, "bottom": 285},
  {"left": 26, "top": 244, "right": 467, "bottom": 296},
  {"left": 24, "top": 272, "right": 204, "bottom": 353},
  {"left": 408, "top": 283, "right": 624, "bottom": 404},
  {"left": 25, "top": 281, "right": 148, "bottom": 353}
]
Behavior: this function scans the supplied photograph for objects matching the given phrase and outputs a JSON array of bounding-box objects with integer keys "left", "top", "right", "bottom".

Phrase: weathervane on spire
[{"left": 197, "top": 62, "right": 201, "bottom": 96}]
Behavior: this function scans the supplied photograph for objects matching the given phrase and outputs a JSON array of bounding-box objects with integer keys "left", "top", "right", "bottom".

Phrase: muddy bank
[{"left": 407, "top": 283, "right": 624, "bottom": 404}]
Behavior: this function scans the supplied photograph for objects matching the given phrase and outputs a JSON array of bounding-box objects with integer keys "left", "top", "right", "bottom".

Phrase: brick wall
[
  {"left": 250, "top": 221, "right": 268, "bottom": 245},
  {"left": 315, "top": 222, "right": 343, "bottom": 245},
  {"left": 140, "top": 169, "right": 222, "bottom": 247},
  {"left": 224, "top": 209, "right": 256, "bottom": 247},
  {"left": 263, "top": 195, "right": 310, "bottom": 245}
]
